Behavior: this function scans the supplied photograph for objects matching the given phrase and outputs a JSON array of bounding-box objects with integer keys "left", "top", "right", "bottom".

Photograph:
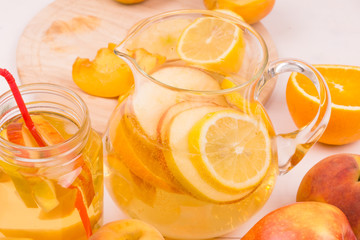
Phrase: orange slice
[{"left": 110, "top": 104, "right": 181, "bottom": 193}]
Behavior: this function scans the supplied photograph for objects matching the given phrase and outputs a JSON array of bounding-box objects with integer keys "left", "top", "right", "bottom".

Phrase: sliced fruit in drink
[
  {"left": 0, "top": 169, "right": 9, "bottom": 182},
  {"left": 131, "top": 66, "right": 226, "bottom": 138},
  {"left": 188, "top": 109, "right": 271, "bottom": 192},
  {"left": 7, "top": 173, "right": 38, "bottom": 208},
  {"left": 6, "top": 122, "right": 26, "bottom": 146},
  {"left": 3, "top": 120, "right": 60, "bottom": 210},
  {"left": 30, "top": 115, "right": 66, "bottom": 145},
  {"left": 110, "top": 105, "right": 181, "bottom": 193},
  {"left": 221, "top": 78, "right": 274, "bottom": 136},
  {"left": 157, "top": 101, "right": 221, "bottom": 142},
  {"left": 31, "top": 114, "right": 95, "bottom": 205},
  {"left": 2, "top": 114, "right": 95, "bottom": 236},
  {"left": 32, "top": 179, "right": 59, "bottom": 212},
  {"left": 38, "top": 186, "right": 77, "bottom": 219},
  {"left": 1, "top": 122, "right": 38, "bottom": 208},
  {"left": 177, "top": 17, "right": 245, "bottom": 73},
  {"left": 221, "top": 78, "right": 251, "bottom": 112},
  {"left": 164, "top": 106, "right": 256, "bottom": 202}
]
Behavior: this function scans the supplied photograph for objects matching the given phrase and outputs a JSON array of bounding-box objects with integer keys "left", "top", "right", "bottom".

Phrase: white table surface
[{"left": 1, "top": 0, "right": 360, "bottom": 238}]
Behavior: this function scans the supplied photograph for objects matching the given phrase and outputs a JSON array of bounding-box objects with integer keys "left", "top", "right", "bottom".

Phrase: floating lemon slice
[
  {"left": 165, "top": 106, "right": 270, "bottom": 202},
  {"left": 189, "top": 109, "right": 271, "bottom": 192},
  {"left": 177, "top": 17, "right": 245, "bottom": 73}
]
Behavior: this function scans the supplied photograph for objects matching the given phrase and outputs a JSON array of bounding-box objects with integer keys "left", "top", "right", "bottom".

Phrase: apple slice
[
  {"left": 4, "top": 119, "right": 60, "bottom": 212},
  {"left": 30, "top": 115, "right": 95, "bottom": 206},
  {"left": 1, "top": 122, "right": 39, "bottom": 208},
  {"left": 30, "top": 115, "right": 65, "bottom": 145},
  {"left": 6, "top": 122, "right": 39, "bottom": 147},
  {"left": 131, "top": 66, "right": 227, "bottom": 139},
  {"left": 157, "top": 101, "right": 218, "bottom": 142},
  {"left": 31, "top": 114, "right": 95, "bottom": 237},
  {"left": 6, "top": 122, "right": 25, "bottom": 146}
]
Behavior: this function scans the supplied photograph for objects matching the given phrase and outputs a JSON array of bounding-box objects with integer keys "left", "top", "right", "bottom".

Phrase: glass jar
[{"left": 0, "top": 83, "right": 103, "bottom": 240}]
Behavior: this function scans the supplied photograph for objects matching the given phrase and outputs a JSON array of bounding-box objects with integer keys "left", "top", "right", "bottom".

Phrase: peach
[
  {"left": 297, "top": 153, "right": 360, "bottom": 239},
  {"left": 242, "top": 202, "right": 356, "bottom": 240},
  {"left": 90, "top": 219, "right": 164, "bottom": 240}
]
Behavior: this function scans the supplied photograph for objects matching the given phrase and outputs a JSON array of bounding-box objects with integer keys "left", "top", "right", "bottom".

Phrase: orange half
[{"left": 286, "top": 64, "right": 360, "bottom": 145}]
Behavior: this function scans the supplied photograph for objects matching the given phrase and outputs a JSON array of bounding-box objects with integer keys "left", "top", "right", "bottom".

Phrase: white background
[{"left": 1, "top": 0, "right": 360, "bottom": 238}]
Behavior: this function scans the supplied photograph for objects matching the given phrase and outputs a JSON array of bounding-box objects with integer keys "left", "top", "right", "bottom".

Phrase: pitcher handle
[{"left": 256, "top": 59, "right": 331, "bottom": 175}]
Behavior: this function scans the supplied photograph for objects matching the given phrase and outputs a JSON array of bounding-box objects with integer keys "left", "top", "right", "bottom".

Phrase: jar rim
[{"left": 0, "top": 83, "right": 91, "bottom": 165}]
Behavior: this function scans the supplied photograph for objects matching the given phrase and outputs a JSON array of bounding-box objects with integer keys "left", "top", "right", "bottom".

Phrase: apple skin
[
  {"left": 242, "top": 202, "right": 356, "bottom": 240},
  {"left": 296, "top": 153, "right": 360, "bottom": 239},
  {"left": 89, "top": 219, "right": 164, "bottom": 240}
]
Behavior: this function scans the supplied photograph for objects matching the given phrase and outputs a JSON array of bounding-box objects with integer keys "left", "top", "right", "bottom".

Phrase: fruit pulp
[
  {"left": 0, "top": 112, "right": 103, "bottom": 240},
  {"left": 104, "top": 64, "right": 278, "bottom": 239}
]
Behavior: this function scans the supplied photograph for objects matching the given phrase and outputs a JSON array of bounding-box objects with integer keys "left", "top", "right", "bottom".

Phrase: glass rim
[
  {"left": 0, "top": 83, "right": 91, "bottom": 164},
  {"left": 115, "top": 9, "right": 269, "bottom": 95}
]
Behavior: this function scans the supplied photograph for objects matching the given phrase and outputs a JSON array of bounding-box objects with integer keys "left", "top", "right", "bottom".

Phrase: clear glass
[
  {"left": 104, "top": 10, "right": 331, "bottom": 239},
  {"left": 0, "top": 83, "right": 103, "bottom": 240}
]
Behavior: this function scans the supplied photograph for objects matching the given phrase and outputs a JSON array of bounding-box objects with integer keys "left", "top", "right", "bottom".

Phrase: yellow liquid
[
  {"left": 0, "top": 112, "right": 103, "bottom": 240},
  {"left": 105, "top": 90, "right": 278, "bottom": 239}
]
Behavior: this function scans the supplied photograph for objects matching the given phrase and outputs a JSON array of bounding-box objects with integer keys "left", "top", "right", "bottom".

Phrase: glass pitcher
[{"left": 104, "top": 10, "right": 331, "bottom": 239}]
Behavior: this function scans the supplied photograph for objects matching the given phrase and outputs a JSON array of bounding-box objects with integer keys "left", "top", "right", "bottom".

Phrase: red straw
[
  {"left": 0, "top": 68, "right": 46, "bottom": 147},
  {"left": 74, "top": 188, "right": 93, "bottom": 238}
]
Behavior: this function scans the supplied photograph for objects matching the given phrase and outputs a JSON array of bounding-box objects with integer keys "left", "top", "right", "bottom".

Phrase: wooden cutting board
[{"left": 17, "top": 0, "right": 277, "bottom": 134}]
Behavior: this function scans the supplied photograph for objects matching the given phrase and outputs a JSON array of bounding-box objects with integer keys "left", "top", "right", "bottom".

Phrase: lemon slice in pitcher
[
  {"left": 188, "top": 109, "right": 271, "bottom": 192},
  {"left": 177, "top": 17, "right": 245, "bottom": 73},
  {"left": 165, "top": 106, "right": 270, "bottom": 202}
]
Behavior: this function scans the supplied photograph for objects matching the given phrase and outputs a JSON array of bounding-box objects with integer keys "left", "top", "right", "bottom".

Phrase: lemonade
[
  {"left": 0, "top": 83, "right": 103, "bottom": 240},
  {"left": 104, "top": 64, "right": 278, "bottom": 239}
]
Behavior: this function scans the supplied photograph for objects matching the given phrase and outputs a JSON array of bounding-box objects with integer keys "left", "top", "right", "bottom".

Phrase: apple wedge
[
  {"left": 131, "top": 66, "right": 227, "bottom": 139},
  {"left": 30, "top": 115, "right": 95, "bottom": 206},
  {"left": 3, "top": 117, "right": 69, "bottom": 212},
  {"left": 1, "top": 121, "right": 39, "bottom": 208},
  {"left": 6, "top": 122, "right": 39, "bottom": 148},
  {"left": 157, "top": 101, "right": 218, "bottom": 142},
  {"left": 30, "top": 115, "right": 66, "bottom": 145}
]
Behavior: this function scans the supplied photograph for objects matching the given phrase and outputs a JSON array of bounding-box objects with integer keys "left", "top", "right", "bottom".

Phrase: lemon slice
[
  {"left": 189, "top": 109, "right": 271, "bottom": 192},
  {"left": 165, "top": 106, "right": 256, "bottom": 202},
  {"left": 177, "top": 17, "right": 245, "bottom": 73}
]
